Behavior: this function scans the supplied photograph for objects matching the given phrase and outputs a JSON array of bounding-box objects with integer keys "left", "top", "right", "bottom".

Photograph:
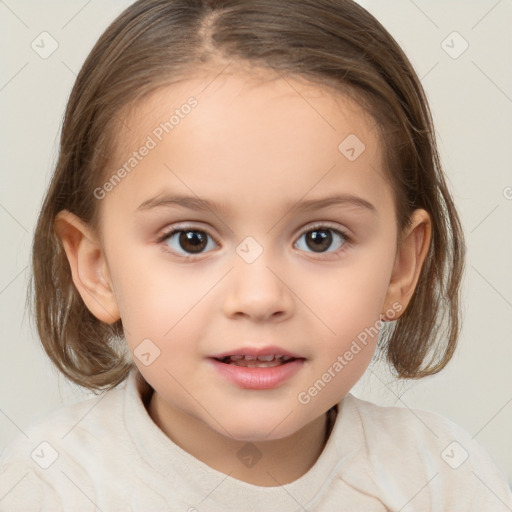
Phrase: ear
[
  {"left": 54, "top": 210, "right": 120, "bottom": 324},
  {"left": 383, "top": 209, "right": 431, "bottom": 319}
]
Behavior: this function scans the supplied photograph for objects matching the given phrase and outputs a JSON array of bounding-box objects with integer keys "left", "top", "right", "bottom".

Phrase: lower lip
[{"left": 208, "top": 358, "right": 305, "bottom": 390}]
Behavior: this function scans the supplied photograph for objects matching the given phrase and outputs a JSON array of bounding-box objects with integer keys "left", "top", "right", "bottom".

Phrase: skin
[{"left": 56, "top": 67, "right": 431, "bottom": 487}]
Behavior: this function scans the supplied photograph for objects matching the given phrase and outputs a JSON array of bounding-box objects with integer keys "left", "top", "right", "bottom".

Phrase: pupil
[
  {"left": 307, "top": 230, "right": 332, "bottom": 252},
  {"left": 180, "top": 231, "right": 207, "bottom": 253}
]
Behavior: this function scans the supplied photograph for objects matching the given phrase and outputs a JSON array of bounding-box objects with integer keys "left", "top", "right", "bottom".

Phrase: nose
[{"left": 222, "top": 253, "right": 295, "bottom": 322}]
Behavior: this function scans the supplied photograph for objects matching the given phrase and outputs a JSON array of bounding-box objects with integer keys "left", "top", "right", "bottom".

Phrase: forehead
[
  {"left": 102, "top": 68, "right": 392, "bottom": 218},
  {"left": 118, "top": 66, "right": 380, "bottom": 157}
]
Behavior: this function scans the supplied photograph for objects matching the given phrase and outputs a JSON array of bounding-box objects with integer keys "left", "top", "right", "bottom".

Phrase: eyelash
[{"left": 156, "top": 222, "right": 352, "bottom": 261}]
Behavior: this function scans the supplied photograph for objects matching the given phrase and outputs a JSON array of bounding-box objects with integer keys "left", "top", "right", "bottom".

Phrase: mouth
[
  {"left": 214, "top": 354, "right": 299, "bottom": 368},
  {"left": 208, "top": 346, "right": 306, "bottom": 389},
  {"left": 209, "top": 345, "right": 305, "bottom": 367}
]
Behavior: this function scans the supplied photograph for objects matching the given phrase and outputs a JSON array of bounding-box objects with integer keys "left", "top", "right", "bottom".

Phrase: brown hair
[{"left": 31, "top": 0, "right": 465, "bottom": 391}]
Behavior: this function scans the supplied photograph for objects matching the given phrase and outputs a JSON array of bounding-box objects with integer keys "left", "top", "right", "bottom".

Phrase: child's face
[{"left": 96, "top": 70, "right": 404, "bottom": 440}]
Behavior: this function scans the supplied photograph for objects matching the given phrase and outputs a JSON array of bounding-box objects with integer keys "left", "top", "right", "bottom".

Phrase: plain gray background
[{"left": 1, "top": 0, "right": 511, "bottom": 487}]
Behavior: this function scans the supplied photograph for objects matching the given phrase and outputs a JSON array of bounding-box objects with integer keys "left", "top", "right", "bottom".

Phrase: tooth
[
  {"left": 229, "top": 355, "right": 243, "bottom": 361},
  {"left": 257, "top": 355, "right": 275, "bottom": 362},
  {"left": 244, "top": 355, "right": 257, "bottom": 360},
  {"left": 282, "top": 356, "right": 292, "bottom": 362}
]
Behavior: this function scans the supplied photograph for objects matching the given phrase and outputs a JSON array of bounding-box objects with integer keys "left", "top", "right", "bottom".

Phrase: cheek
[
  {"left": 294, "top": 253, "right": 395, "bottom": 405},
  {"left": 302, "top": 253, "right": 393, "bottom": 340},
  {"left": 108, "top": 247, "right": 216, "bottom": 349}
]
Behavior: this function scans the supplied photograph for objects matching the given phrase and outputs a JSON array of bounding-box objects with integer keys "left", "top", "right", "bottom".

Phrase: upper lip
[{"left": 209, "top": 345, "right": 304, "bottom": 359}]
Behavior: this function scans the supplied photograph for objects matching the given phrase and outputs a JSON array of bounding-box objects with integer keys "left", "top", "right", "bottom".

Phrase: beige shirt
[{"left": 1, "top": 368, "right": 511, "bottom": 511}]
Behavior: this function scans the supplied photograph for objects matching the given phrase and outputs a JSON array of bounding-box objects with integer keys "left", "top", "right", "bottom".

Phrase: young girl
[{"left": 1, "top": 0, "right": 510, "bottom": 510}]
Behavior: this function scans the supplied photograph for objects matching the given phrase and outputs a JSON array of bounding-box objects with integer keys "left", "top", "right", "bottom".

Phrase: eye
[
  {"left": 157, "top": 223, "right": 349, "bottom": 259},
  {"left": 158, "top": 227, "right": 218, "bottom": 256},
  {"left": 294, "top": 224, "right": 349, "bottom": 254}
]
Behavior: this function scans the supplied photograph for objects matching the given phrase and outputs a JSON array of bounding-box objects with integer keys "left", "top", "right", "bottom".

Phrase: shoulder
[
  {"left": 336, "top": 394, "right": 512, "bottom": 510},
  {"left": 345, "top": 392, "right": 473, "bottom": 446},
  {"left": 0, "top": 384, "right": 126, "bottom": 511},
  {"left": 1, "top": 382, "right": 125, "bottom": 459}
]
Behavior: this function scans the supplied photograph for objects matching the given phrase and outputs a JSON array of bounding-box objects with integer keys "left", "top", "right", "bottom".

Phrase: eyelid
[
  {"left": 156, "top": 221, "right": 350, "bottom": 241},
  {"left": 156, "top": 223, "right": 221, "bottom": 244},
  {"left": 296, "top": 221, "right": 351, "bottom": 240}
]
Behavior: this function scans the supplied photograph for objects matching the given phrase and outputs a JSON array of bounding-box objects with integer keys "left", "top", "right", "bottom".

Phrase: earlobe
[
  {"left": 383, "top": 209, "right": 432, "bottom": 319},
  {"left": 54, "top": 210, "right": 120, "bottom": 324}
]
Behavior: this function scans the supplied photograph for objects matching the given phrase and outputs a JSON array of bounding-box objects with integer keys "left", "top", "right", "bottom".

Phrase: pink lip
[
  {"left": 209, "top": 345, "right": 303, "bottom": 359},
  {"left": 208, "top": 357, "right": 305, "bottom": 390}
]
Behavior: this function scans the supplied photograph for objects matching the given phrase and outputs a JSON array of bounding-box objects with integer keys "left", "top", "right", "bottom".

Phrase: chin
[
  {"left": 224, "top": 427, "right": 296, "bottom": 443},
  {"left": 211, "top": 409, "right": 304, "bottom": 443}
]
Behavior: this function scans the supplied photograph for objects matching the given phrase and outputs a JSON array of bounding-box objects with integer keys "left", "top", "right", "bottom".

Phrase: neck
[{"left": 146, "top": 388, "right": 331, "bottom": 487}]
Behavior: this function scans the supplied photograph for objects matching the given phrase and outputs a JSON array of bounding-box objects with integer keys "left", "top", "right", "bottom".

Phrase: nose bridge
[{"left": 223, "top": 238, "right": 294, "bottom": 320}]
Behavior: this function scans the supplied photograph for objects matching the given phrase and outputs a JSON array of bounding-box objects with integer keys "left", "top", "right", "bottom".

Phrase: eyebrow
[{"left": 136, "top": 193, "right": 377, "bottom": 215}]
